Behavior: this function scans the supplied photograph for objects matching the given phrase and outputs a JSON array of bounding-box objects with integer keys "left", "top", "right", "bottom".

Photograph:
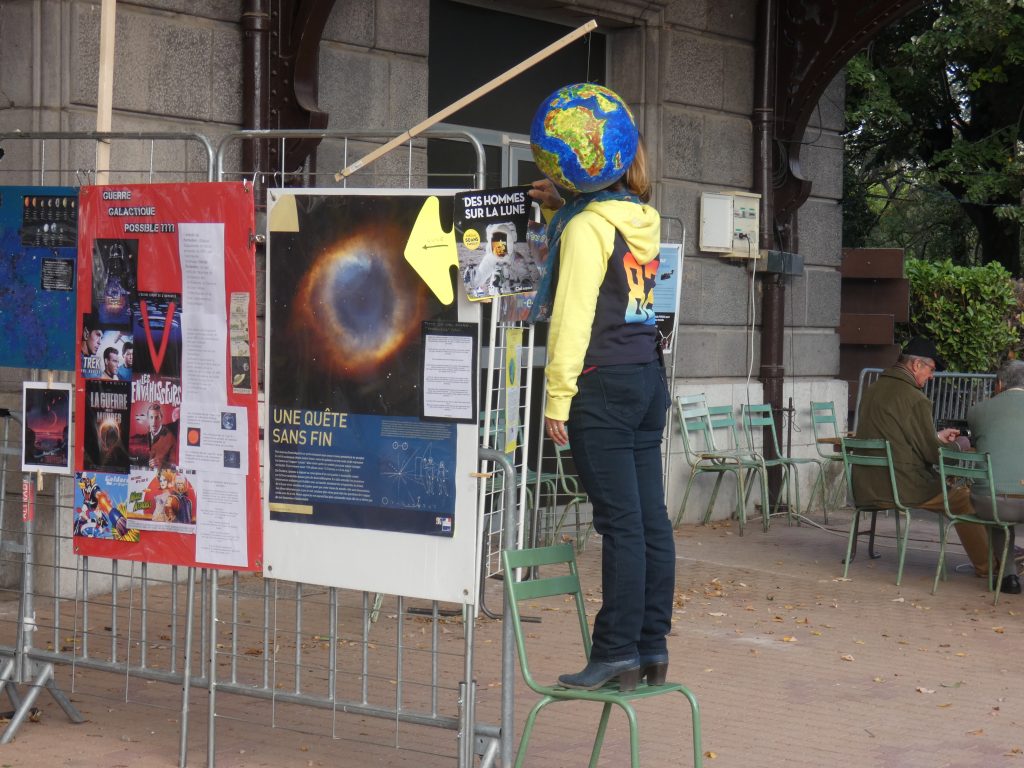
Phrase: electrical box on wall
[{"left": 699, "top": 191, "right": 761, "bottom": 259}]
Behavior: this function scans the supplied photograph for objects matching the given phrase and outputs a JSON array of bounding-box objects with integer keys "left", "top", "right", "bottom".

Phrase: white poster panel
[{"left": 263, "top": 189, "right": 482, "bottom": 605}]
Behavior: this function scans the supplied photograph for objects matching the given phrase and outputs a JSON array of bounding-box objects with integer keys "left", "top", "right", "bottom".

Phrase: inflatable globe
[{"left": 530, "top": 83, "right": 638, "bottom": 193}]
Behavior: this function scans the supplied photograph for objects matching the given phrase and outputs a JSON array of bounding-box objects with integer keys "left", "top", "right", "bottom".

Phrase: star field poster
[
  {"left": 267, "top": 192, "right": 462, "bottom": 538},
  {"left": 0, "top": 187, "right": 78, "bottom": 370}
]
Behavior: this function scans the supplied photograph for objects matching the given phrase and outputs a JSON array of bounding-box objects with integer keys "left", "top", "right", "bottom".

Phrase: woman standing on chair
[{"left": 528, "top": 84, "right": 673, "bottom": 691}]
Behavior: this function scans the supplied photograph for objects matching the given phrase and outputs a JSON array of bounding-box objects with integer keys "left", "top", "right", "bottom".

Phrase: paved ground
[{"left": 0, "top": 508, "right": 1021, "bottom": 767}]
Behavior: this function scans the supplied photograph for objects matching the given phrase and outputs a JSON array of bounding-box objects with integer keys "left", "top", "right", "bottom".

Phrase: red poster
[{"left": 73, "top": 182, "right": 261, "bottom": 570}]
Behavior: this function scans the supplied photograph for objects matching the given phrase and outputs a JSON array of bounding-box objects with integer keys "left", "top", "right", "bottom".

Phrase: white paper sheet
[
  {"left": 423, "top": 333, "right": 474, "bottom": 420},
  {"left": 179, "top": 223, "right": 227, "bottom": 405},
  {"left": 179, "top": 405, "right": 249, "bottom": 474},
  {"left": 194, "top": 473, "right": 248, "bottom": 568}
]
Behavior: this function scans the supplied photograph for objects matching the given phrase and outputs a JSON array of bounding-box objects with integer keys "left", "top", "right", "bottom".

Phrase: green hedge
[{"left": 902, "top": 259, "right": 1020, "bottom": 372}]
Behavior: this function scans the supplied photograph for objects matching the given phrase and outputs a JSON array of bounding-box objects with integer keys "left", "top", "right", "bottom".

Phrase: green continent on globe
[
  {"left": 543, "top": 106, "right": 606, "bottom": 177},
  {"left": 551, "top": 84, "right": 620, "bottom": 116},
  {"left": 532, "top": 146, "right": 570, "bottom": 187}
]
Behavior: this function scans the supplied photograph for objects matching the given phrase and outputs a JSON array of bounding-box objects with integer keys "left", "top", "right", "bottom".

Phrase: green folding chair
[
  {"left": 741, "top": 403, "right": 819, "bottom": 525},
  {"left": 807, "top": 401, "right": 848, "bottom": 522},
  {"left": 935, "top": 447, "right": 1012, "bottom": 604},
  {"left": 501, "top": 544, "right": 702, "bottom": 768},
  {"left": 547, "top": 440, "right": 591, "bottom": 551},
  {"left": 840, "top": 437, "right": 913, "bottom": 585},
  {"left": 674, "top": 395, "right": 768, "bottom": 534}
]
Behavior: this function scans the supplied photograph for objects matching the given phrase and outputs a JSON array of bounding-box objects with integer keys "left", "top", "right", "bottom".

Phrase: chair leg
[
  {"left": 895, "top": 510, "right": 912, "bottom": 587},
  {"left": 514, "top": 696, "right": 554, "bottom": 768},
  {"left": 733, "top": 468, "right": 747, "bottom": 536},
  {"left": 843, "top": 509, "right": 860, "bottom": 578},
  {"left": 932, "top": 520, "right": 950, "bottom": 595},
  {"left": 677, "top": 688, "right": 704, "bottom": 768},
  {"left": 619, "top": 701, "right": 641, "bottom": 768},
  {"left": 756, "top": 468, "right": 770, "bottom": 533},
  {"left": 676, "top": 470, "right": 699, "bottom": 527},
  {"left": 587, "top": 703, "right": 614, "bottom": 768},
  {"left": 993, "top": 532, "right": 1010, "bottom": 606},
  {"left": 704, "top": 473, "right": 727, "bottom": 526}
]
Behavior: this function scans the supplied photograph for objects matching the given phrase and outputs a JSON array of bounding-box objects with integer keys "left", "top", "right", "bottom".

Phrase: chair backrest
[
  {"left": 553, "top": 441, "right": 586, "bottom": 498},
  {"left": 502, "top": 544, "right": 590, "bottom": 693},
  {"left": 740, "top": 403, "right": 782, "bottom": 455},
  {"left": 937, "top": 447, "right": 1000, "bottom": 522},
  {"left": 707, "top": 404, "right": 743, "bottom": 452},
  {"left": 839, "top": 437, "right": 905, "bottom": 510},
  {"left": 675, "top": 394, "right": 718, "bottom": 460},
  {"left": 810, "top": 401, "right": 839, "bottom": 459}
]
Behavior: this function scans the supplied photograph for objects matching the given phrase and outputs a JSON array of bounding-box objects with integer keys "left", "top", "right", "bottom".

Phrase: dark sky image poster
[
  {"left": 268, "top": 192, "right": 461, "bottom": 537},
  {"left": 0, "top": 187, "right": 78, "bottom": 370}
]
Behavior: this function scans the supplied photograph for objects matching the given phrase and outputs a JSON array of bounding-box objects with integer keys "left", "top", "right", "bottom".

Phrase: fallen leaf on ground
[
  {"left": 993, "top": 627, "right": 1006, "bottom": 634},
  {"left": 704, "top": 751, "right": 717, "bottom": 759},
  {"left": 782, "top": 636, "right": 797, "bottom": 643},
  {"left": 916, "top": 687, "right": 935, "bottom": 694}
]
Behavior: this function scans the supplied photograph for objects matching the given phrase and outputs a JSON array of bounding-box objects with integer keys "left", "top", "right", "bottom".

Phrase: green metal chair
[
  {"left": 674, "top": 395, "right": 769, "bottom": 534},
  {"left": 935, "top": 447, "right": 1012, "bottom": 604},
  {"left": 808, "top": 401, "right": 849, "bottom": 523},
  {"left": 546, "top": 440, "right": 591, "bottom": 551},
  {"left": 839, "top": 437, "right": 913, "bottom": 585},
  {"left": 501, "top": 544, "right": 702, "bottom": 768},
  {"left": 740, "top": 403, "right": 818, "bottom": 525}
]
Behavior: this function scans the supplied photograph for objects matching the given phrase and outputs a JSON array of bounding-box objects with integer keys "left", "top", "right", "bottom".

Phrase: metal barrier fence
[
  {"left": 0, "top": 128, "right": 523, "bottom": 766},
  {"left": 853, "top": 367, "right": 996, "bottom": 431}
]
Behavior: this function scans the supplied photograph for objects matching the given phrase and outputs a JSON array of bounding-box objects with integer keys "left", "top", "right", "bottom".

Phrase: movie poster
[
  {"left": 132, "top": 292, "right": 182, "bottom": 378},
  {"left": 91, "top": 238, "right": 138, "bottom": 329},
  {"left": 73, "top": 472, "right": 139, "bottom": 541},
  {"left": 82, "top": 380, "right": 131, "bottom": 474},
  {"left": 80, "top": 323, "right": 133, "bottom": 381},
  {"left": 267, "top": 192, "right": 462, "bottom": 537},
  {"left": 0, "top": 187, "right": 79, "bottom": 370},
  {"left": 128, "top": 373, "right": 181, "bottom": 470},
  {"left": 74, "top": 182, "right": 260, "bottom": 570},
  {"left": 22, "top": 382, "right": 73, "bottom": 474}
]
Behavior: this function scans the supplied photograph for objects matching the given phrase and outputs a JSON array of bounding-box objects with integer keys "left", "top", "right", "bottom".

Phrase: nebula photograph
[{"left": 269, "top": 193, "right": 458, "bottom": 416}]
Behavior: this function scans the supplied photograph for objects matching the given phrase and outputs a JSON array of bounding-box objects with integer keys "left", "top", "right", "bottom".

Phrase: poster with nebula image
[
  {"left": 264, "top": 189, "right": 483, "bottom": 602},
  {"left": 266, "top": 191, "right": 464, "bottom": 538}
]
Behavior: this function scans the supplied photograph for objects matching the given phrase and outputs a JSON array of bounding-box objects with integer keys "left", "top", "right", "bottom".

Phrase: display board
[
  {"left": 73, "top": 182, "right": 262, "bottom": 570},
  {"left": 653, "top": 243, "right": 684, "bottom": 354},
  {"left": 264, "top": 189, "right": 481, "bottom": 604},
  {"left": 0, "top": 186, "right": 78, "bottom": 370}
]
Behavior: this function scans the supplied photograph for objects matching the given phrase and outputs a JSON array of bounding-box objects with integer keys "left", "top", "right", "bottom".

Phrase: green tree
[
  {"left": 903, "top": 259, "right": 1020, "bottom": 371},
  {"left": 844, "top": 0, "right": 1024, "bottom": 276}
]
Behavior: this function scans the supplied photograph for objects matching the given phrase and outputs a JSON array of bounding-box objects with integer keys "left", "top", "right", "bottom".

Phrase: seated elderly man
[
  {"left": 853, "top": 337, "right": 990, "bottom": 580},
  {"left": 966, "top": 360, "right": 1024, "bottom": 594}
]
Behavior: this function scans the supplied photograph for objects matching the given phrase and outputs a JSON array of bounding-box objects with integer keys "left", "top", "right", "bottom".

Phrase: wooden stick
[
  {"left": 95, "top": 0, "right": 117, "bottom": 185},
  {"left": 335, "top": 19, "right": 598, "bottom": 181}
]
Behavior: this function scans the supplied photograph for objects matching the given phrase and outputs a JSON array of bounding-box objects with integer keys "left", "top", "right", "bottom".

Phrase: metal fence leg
[
  {"left": 1, "top": 491, "right": 83, "bottom": 744},
  {"left": 179, "top": 567, "right": 197, "bottom": 768}
]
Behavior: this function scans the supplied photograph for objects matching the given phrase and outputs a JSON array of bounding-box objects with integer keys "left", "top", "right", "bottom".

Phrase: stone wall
[{"left": 0, "top": 0, "right": 848, "bottom": 562}]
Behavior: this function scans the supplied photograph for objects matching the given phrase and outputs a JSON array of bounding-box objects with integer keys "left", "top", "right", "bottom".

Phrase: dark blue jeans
[{"left": 567, "top": 360, "right": 674, "bottom": 662}]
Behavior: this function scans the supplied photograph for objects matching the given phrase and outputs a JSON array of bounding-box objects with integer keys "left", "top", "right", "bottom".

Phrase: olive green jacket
[{"left": 852, "top": 366, "right": 944, "bottom": 506}]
